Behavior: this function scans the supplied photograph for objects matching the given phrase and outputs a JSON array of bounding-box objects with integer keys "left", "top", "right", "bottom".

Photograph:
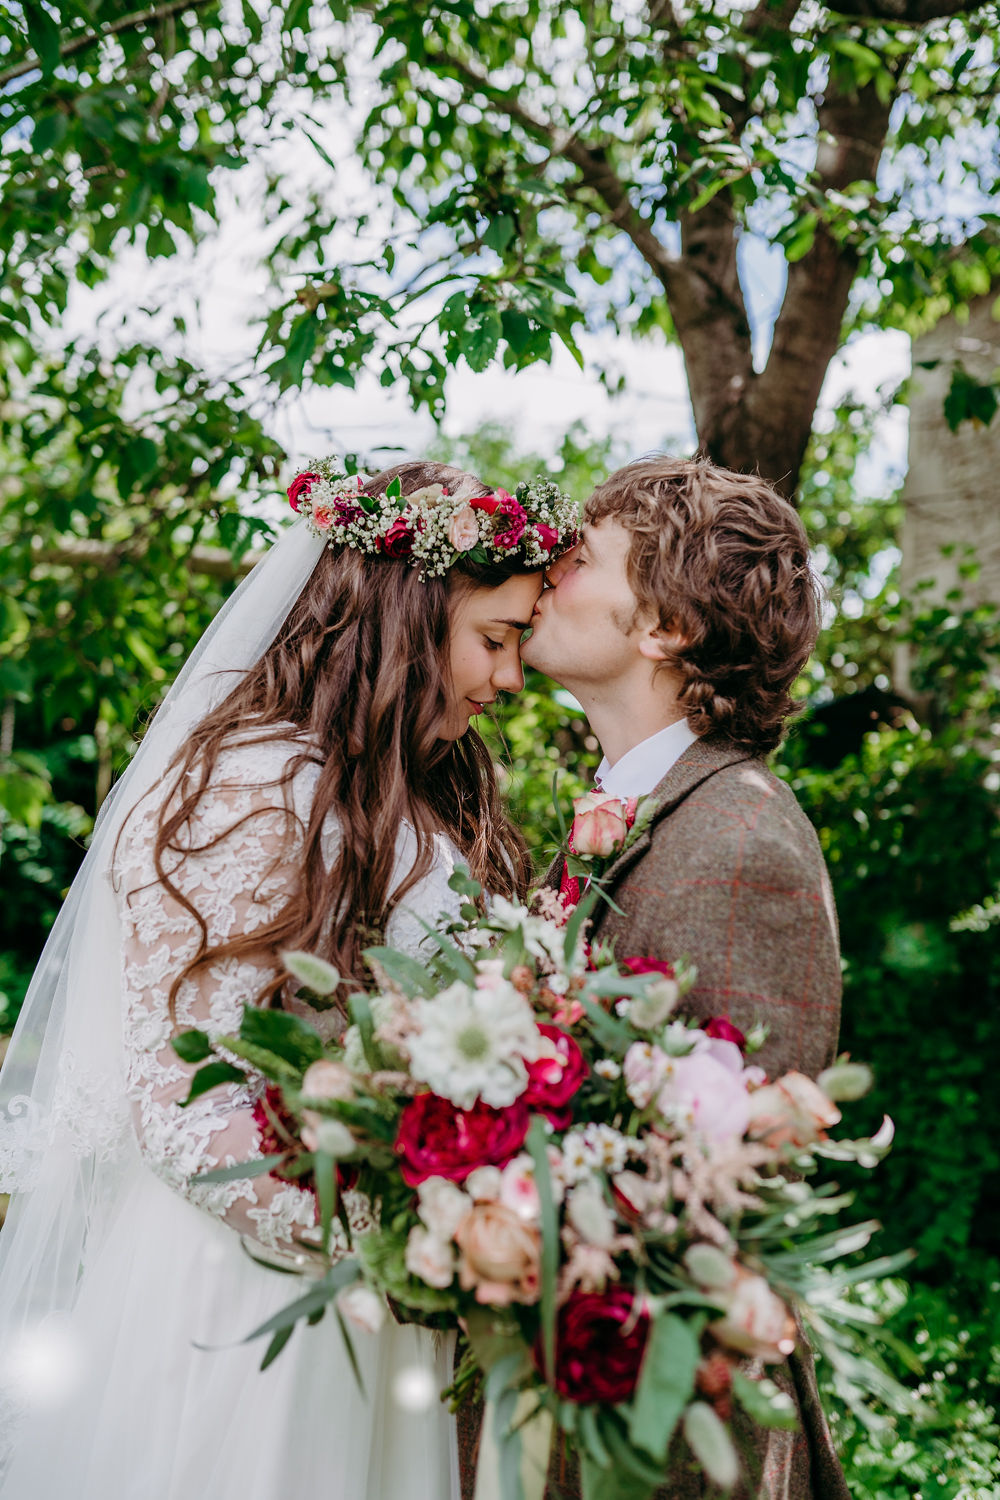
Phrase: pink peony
[{"left": 657, "top": 1051, "right": 751, "bottom": 1140}]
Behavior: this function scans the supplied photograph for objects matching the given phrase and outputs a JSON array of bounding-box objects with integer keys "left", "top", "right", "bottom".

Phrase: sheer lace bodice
[{"left": 113, "top": 733, "right": 464, "bottom": 1253}]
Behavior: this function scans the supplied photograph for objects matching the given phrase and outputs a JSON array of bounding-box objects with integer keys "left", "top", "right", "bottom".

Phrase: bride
[{"left": 0, "top": 457, "right": 578, "bottom": 1499}]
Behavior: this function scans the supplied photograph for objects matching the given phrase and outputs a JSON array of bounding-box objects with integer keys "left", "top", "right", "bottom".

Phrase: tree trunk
[{"left": 895, "top": 285, "right": 1000, "bottom": 693}]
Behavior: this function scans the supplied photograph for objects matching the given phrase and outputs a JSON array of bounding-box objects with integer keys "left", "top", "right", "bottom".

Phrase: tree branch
[
  {"left": 749, "top": 73, "right": 897, "bottom": 493},
  {"left": 0, "top": 0, "right": 217, "bottom": 92},
  {"left": 34, "top": 537, "right": 257, "bottom": 579}
]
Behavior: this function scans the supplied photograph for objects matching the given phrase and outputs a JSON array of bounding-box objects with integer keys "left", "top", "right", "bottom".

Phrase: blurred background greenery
[{"left": 4, "top": 1, "right": 1000, "bottom": 1493}]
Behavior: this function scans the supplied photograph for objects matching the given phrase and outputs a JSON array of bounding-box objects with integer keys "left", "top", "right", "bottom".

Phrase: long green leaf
[
  {"left": 193, "top": 1152, "right": 288, "bottom": 1184},
  {"left": 180, "top": 1060, "right": 245, "bottom": 1104},
  {"left": 362, "top": 945, "right": 435, "bottom": 997},
  {"left": 526, "top": 1116, "right": 558, "bottom": 1385},
  {"left": 628, "top": 1312, "right": 700, "bottom": 1461}
]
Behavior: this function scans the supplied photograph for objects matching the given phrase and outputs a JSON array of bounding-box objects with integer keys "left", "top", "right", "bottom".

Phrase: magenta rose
[
  {"left": 523, "top": 1024, "right": 588, "bottom": 1129},
  {"left": 541, "top": 1288, "right": 650, "bottom": 1403},
  {"left": 535, "top": 523, "right": 560, "bottom": 554},
  {"left": 494, "top": 495, "right": 528, "bottom": 550},
  {"left": 287, "top": 471, "right": 321, "bottom": 512},
  {"left": 395, "top": 1093, "right": 530, "bottom": 1186},
  {"left": 704, "top": 1016, "right": 747, "bottom": 1051},
  {"left": 377, "top": 518, "right": 416, "bottom": 558},
  {"left": 332, "top": 498, "right": 364, "bottom": 526}
]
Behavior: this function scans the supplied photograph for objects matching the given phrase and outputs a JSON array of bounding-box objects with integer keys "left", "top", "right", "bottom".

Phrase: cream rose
[{"left": 454, "top": 1202, "right": 541, "bottom": 1306}]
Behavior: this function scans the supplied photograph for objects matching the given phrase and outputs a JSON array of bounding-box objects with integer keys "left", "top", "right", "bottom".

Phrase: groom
[{"left": 519, "top": 456, "right": 848, "bottom": 1499}]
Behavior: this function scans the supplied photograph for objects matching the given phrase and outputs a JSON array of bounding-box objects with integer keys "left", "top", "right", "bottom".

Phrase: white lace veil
[{"left": 0, "top": 519, "right": 326, "bottom": 1381}]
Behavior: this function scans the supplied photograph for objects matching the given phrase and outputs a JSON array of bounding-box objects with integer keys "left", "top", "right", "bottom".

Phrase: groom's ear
[{"left": 637, "top": 617, "right": 687, "bottom": 662}]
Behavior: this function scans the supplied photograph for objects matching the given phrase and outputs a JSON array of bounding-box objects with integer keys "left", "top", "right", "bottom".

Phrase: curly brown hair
[
  {"left": 585, "top": 458, "right": 821, "bottom": 755},
  {"left": 129, "top": 461, "right": 537, "bottom": 1013}
]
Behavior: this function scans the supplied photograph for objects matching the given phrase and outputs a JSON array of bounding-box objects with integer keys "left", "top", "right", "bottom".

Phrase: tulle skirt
[{"left": 0, "top": 1167, "right": 459, "bottom": 1500}]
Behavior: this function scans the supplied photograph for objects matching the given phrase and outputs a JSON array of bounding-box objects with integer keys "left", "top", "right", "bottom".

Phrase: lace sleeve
[{"left": 113, "top": 743, "right": 329, "bottom": 1254}]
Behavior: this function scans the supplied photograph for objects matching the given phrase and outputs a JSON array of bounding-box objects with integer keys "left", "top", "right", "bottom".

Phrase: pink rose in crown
[
  {"left": 448, "top": 504, "right": 480, "bottom": 552},
  {"left": 535, "top": 523, "right": 561, "bottom": 553},
  {"left": 570, "top": 792, "right": 632, "bottom": 858},
  {"left": 378, "top": 518, "right": 416, "bottom": 558},
  {"left": 287, "top": 471, "right": 320, "bottom": 512},
  {"left": 494, "top": 493, "right": 527, "bottom": 550}
]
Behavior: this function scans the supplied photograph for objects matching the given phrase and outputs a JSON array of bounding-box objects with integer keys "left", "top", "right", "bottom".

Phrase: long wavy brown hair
[{"left": 130, "top": 461, "right": 537, "bottom": 1012}]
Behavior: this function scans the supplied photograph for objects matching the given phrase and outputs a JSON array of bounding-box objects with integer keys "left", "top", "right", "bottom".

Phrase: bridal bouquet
[{"left": 176, "top": 872, "right": 898, "bottom": 1500}]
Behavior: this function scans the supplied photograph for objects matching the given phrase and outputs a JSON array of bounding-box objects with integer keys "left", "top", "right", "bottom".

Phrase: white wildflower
[{"left": 407, "top": 979, "right": 540, "bottom": 1108}]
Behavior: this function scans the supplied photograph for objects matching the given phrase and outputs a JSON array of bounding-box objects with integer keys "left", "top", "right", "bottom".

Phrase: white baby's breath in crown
[{"left": 286, "top": 454, "right": 578, "bottom": 578}]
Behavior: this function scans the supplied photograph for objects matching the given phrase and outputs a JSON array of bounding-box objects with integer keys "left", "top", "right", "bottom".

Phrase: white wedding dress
[{"left": 0, "top": 733, "right": 464, "bottom": 1500}]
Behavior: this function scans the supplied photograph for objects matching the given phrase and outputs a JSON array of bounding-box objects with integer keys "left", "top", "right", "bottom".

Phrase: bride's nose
[{"left": 492, "top": 650, "right": 524, "bottom": 694}]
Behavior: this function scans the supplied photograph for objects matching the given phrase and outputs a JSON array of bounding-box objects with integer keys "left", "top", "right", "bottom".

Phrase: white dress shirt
[{"left": 596, "top": 718, "right": 699, "bottom": 798}]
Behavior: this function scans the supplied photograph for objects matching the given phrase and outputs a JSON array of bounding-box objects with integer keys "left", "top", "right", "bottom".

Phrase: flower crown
[{"left": 286, "top": 456, "right": 579, "bottom": 579}]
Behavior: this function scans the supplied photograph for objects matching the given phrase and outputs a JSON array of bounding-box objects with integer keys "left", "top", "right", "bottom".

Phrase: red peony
[
  {"left": 287, "top": 471, "right": 321, "bottom": 512},
  {"left": 621, "top": 956, "right": 675, "bottom": 980},
  {"left": 541, "top": 1288, "right": 650, "bottom": 1404},
  {"left": 704, "top": 1016, "right": 747, "bottom": 1051},
  {"left": 395, "top": 1093, "right": 530, "bottom": 1186},
  {"left": 523, "top": 1024, "right": 587, "bottom": 1129},
  {"left": 378, "top": 518, "right": 416, "bottom": 557}
]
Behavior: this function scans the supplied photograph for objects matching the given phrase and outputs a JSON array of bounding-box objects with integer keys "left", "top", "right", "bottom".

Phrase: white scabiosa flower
[{"left": 407, "top": 979, "right": 541, "bottom": 1108}]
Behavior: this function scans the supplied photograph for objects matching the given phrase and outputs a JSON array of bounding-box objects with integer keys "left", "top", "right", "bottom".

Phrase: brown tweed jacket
[{"left": 456, "top": 735, "right": 849, "bottom": 1500}]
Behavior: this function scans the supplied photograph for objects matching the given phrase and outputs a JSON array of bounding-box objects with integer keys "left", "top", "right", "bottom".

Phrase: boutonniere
[{"left": 557, "top": 787, "right": 656, "bottom": 899}]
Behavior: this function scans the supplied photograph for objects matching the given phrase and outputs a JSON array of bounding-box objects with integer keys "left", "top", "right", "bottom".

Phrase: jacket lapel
[{"left": 593, "top": 735, "right": 753, "bottom": 892}]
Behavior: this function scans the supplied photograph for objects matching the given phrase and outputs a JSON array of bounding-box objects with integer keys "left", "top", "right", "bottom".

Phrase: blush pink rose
[
  {"left": 448, "top": 504, "right": 480, "bottom": 551},
  {"left": 570, "top": 793, "right": 630, "bottom": 858},
  {"left": 311, "top": 503, "right": 334, "bottom": 530},
  {"left": 709, "top": 1266, "right": 797, "bottom": 1362},
  {"left": 746, "top": 1071, "right": 841, "bottom": 1149},
  {"left": 454, "top": 1201, "right": 541, "bottom": 1306}
]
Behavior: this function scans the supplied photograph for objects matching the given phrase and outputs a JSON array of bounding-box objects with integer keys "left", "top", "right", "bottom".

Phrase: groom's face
[{"left": 521, "top": 518, "right": 644, "bottom": 687}]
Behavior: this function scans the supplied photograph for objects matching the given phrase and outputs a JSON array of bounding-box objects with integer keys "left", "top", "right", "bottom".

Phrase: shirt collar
[{"left": 596, "top": 719, "right": 700, "bottom": 798}]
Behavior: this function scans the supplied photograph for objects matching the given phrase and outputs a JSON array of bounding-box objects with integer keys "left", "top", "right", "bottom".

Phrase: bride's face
[{"left": 441, "top": 572, "right": 544, "bottom": 740}]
